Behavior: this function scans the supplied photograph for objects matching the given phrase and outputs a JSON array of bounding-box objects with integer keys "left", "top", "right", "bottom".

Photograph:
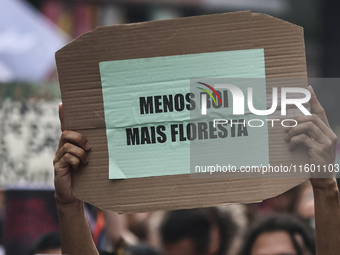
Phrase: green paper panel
[{"left": 99, "top": 49, "right": 268, "bottom": 179}]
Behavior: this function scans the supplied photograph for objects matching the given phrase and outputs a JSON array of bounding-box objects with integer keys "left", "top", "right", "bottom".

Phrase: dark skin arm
[
  {"left": 53, "top": 104, "right": 99, "bottom": 255},
  {"left": 286, "top": 86, "right": 339, "bottom": 255},
  {"left": 312, "top": 179, "right": 340, "bottom": 255}
]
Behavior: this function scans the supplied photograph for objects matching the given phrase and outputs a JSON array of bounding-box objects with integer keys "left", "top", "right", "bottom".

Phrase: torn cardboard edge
[{"left": 56, "top": 11, "right": 309, "bottom": 213}]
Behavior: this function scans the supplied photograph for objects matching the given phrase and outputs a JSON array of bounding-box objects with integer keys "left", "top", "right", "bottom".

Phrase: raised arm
[
  {"left": 54, "top": 103, "right": 99, "bottom": 255},
  {"left": 285, "top": 86, "right": 339, "bottom": 255}
]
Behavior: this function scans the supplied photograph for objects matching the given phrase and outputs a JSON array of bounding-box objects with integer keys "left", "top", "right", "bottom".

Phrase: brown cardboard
[{"left": 56, "top": 11, "right": 309, "bottom": 213}]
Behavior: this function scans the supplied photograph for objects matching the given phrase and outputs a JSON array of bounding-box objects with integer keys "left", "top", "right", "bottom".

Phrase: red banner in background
[{"left": 3, "top": 189, "right": 59, "bottom": 255}]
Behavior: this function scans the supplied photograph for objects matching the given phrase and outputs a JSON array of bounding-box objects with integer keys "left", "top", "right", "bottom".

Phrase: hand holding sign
[
  {"left": 285, "top": 86, "right": 337, "bottom": 188},
  {"left": 53, "top": 103, "right": 91, "bottom": 205},
  {"left": 53, "top": 104, "right": 99, "bottom": 254}
]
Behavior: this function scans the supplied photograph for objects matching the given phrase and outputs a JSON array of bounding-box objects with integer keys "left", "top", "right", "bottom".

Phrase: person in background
[
  {"left": 99, "top": 244, "right": 162, "bottom": 255},
  {"left": 124, "top": 244, "right": 163, "bottom": 255},
  {"left": 53, "top": 86, "right": 339, "bottom": 255},
  {"left": 159, "top": 207, "right": 236, "bottom": 255},
  {"left": 240, "top": 214, "right": 315, "bottom": 255},
  {"left": 29, "top": 231, "right": 61, "bottom": 255}
]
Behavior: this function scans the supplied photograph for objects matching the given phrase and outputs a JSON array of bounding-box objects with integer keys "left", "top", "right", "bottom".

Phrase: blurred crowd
[{"left": 27, "top": 180, "right": 319, "bottom": 255}]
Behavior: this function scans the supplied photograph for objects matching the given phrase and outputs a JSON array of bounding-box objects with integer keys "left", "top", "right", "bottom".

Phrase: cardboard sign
[{"left": 56, "top": 11, "right": 309, "bottom": 213}]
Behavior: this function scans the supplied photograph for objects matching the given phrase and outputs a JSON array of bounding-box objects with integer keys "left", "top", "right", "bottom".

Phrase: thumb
[{"left": 59, "top": 103, "right": 65, "bottom": 131}]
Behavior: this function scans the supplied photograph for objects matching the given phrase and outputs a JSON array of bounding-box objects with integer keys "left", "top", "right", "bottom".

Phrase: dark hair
[
  {"left": 29, "top": 231, "right": 61, "bottom": 255},
  {"left": 160, "top": 207, "right": 236, "bottom": 255},
  {"left": 99, "top": 244, "right": 162, "bottom": 255},
  {"left": 125, "top": 244, "right": 162, "bottom": 255},
  {"left": 240, "top": 214, "right": 315, "bottom": 255}
]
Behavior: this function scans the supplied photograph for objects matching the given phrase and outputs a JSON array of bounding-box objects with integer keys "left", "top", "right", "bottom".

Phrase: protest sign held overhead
[{"left": 56, "top": 11, "right": 310, "bottom": 213}]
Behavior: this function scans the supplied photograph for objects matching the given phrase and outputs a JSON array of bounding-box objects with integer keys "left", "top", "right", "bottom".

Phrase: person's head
[
  {"left": 125, "top": 243, "right": 162, "bottom": 255},
  {"left": 160, "top": 207, "right": 235, "bottom": 255},
  {"left": 99, "top": 244, "right": 162, "bottom": 255},
  {"left": 29, "top": 231, "right": 61, "bottom": 255},
  {"left": 240, "top": 214, "right": 315, "bottom": 255}
]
